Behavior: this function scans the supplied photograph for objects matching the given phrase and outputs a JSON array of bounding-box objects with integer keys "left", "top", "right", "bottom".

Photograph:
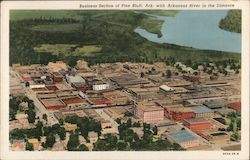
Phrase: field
[
  {"left": 31, "top": 24, "right": 82, "bottom": 33},
  {"left": 34, "top": 44, "right": 102, "bottom": 56},
  {"left": 10, "top": 10, "right": 81, "bottom": 21}
]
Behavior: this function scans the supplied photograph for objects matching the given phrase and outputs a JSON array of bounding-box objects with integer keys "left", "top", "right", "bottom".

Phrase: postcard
[{"left": 0, "top": 0, "right": 249, "bottom": 160}]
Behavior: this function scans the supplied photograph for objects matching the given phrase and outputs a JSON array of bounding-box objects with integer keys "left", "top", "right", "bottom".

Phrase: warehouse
[
  {"left": 183, "top": 117, "right": 211, "bottom": 133},
  {"left": 164, "top": 129, "right": 200, "bottom": 148}
]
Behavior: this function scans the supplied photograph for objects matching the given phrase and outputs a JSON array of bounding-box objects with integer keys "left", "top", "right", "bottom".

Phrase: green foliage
[
  {"left": 9, "top": 10, "right": 240, "bottom": 68},
  {"left": 231, "top": 131, "right": 240, "bottom": 141},
  {"left": 25, "top": 141, "right": 34, "bottom": 151},
  {"left": 78, "top": 144, "right": 89, "bottom": 151},
  {"left": 93, "top": 134, "right": 118, "bottom": 151},
  {"left": 132, "top": 122, "right": 141, "bottom": 127},
  {"left": 166, "top": 70, "right": 172, "bottom": 78},
  {"left": 42, "top": 114, "right": 48, "bottom": 122},
  {"left": 45, "top": 133, "right": 56, "bottom": 148},
  {"left": 27, "top": 108, "right": 36, "bottom": 123},
  {"left": 67, "top": 133, "right": 80, "bottom": 151},
  {"left": 219, "top": 10, "right": 241, "bottom": 33}
]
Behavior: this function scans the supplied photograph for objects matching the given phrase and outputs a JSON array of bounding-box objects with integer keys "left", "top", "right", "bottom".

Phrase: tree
[
  {"left": 25, "top": 82, "right": 30, "bottom": 87},
  {"left": 25, "top": 141, "right": 34, "bottom": 151},
  {"left": 231, "top": 131, "right": 240, "bottom": 141},
  {"left": 127, "top": 118, "right": 132, "bottom": 128},
  {"left": 115, "top": 118, "right": 121, "bottom": 124},
  {"left": 57, "top": 127, "right": 66, "bottom": 140},
  {"left": 132, "top": 122, "right": 140, "bottom": 127},
  {"left": 152, "top": 126, "right": 158, "bottom": 135},
  {"left": 27, "top": 108, "right": 36, "bottom": 123},
  {"left": 67, "top": 133, "right": 80, "bottom": 151},
  {"left": 124, "top": 111, "right": 133, "bottom": 117},
  {"left": 45, "top": 133, "right": 56, "bottom": 148},
  {"left": 166, "top": 70, "right": 172, "bottom": 78},
  {"left": 117, "top": 141, "right": 129, "bottom": 151},
  {"left": 42, "top": 114, "right": 48, "bottom": 122},
  {"left": 59, "top": 119, "right": 64, "bottom": 125},
  {"left": 78, "top": 144, "right": 89, "bottom": 151}
]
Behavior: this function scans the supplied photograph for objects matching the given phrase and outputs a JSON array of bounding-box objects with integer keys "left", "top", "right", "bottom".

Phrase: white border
[{"left": 1, "top": 1, "right": 249, "bottom": 160}]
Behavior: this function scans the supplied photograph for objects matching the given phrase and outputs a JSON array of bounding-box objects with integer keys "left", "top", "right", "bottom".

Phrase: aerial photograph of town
[{"left": 9, "top": 10, "right": 241, "bottom": 151}]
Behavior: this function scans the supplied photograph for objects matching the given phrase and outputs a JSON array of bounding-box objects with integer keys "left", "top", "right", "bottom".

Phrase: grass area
[
  {"left": 73, "top": 45, "right": 102, "bottom": 56},
  {"left": 141, "top": 10, "right": 178, "bottom": 17},
  {"left": 34, "top": 44, "right": 77, "bottom": 55},
  {"left": 34, "top": 44, "right": 102, "bottom": 56},
  {"left": 10, "top": 10, "right": 81, "bottom": 21},
  {"left": 31, "top": 23, "right": 82, "bottom": 33}
]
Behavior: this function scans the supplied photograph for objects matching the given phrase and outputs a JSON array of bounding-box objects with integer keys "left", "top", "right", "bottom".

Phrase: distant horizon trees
[{"left": 219, "top": 10, "right": 241, "bottom": 33}]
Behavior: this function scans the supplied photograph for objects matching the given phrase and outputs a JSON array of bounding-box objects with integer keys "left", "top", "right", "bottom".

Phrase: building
[
  {"left": 52, "top": 72, "right": 64, "bottom": 83},
  {"left": 159, "top": 85, "right": 174, "bottom": 94},
  {"left": 228, "top": 102, "right": 241, "bottom": 112},
  {"left": 190, "top": 106, "right": 215, "bottom": 118},
  {"left": 66, "top": 75, "right": 85, "bottom": 85},
  {"left": 183, "top": 118, "right": 211, "bottom": 133},
  {"left": 87, "top": 93, "right": 112, "bottom": 106},
  {"left": 40, "top": 98, "right": 66, "bottom": 110},
  {"left": 61, "top": 96, "right": 86, "bottom": 108},
  {"left": 103, "top": 91, "right": 130, "bottom": 105},
  {"left": 164, "top": 129, "right": 199, "bottom": 148},
  {"left": 162, "top": 105, "right": 195, "bottom": 122},
  {"left": 92, "top": 80, "right": 110, "bottom": 91},
  {"left": 203, "top": 132, "right": 230, "bottom": 144},
  {"left": 203, "top": 99, "right": 226, "bottom": 109},
  {"left": 134, "top": 101, "right": 164, "bottom": 124},
  {"left": 103, "top": 107, "right": 127, "bottom": 119},
  {"left": 48, "top": 61, "right": 68, "bottom": 72}
]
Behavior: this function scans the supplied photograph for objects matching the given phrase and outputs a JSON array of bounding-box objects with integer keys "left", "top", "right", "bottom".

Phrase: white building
[{"left": 92, "top": 81, "right": 110, "bottom": 91}]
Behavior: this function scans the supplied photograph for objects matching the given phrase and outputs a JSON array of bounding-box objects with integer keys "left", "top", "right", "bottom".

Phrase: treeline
[
  {"left": 219, "top": 10, "right": 241, "bottom": 33},
  {"left": 10, "top": 10, "right": 240, "bottom": 68}
]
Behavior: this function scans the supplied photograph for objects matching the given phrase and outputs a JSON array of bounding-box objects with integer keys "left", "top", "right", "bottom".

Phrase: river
[{"left": 135, "top": 10, "right": 241, "bottom": 53}]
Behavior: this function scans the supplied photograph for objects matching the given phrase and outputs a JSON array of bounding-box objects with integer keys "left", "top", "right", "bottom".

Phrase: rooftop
[
  {"left": 136, "top": 102, "right": 163, "bottom": 112},
  {"left": 191, "top": 106, "right": 214, "bottom": 114},
  {"left": 40, "top": 98, "right": 65, "bottom": 107},
  {"left": 61, "top": 97, "right": 85, "bottom": 105},
  {"left": 184, "top": 117, "right": 210, "bottom": 124},
  {"left": 167, "top": 129, "right": 197, "bottom": 143}
]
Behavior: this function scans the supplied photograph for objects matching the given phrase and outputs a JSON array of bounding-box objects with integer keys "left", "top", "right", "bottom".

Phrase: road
[{"left": 25, "top": 88, "right": 58, "bottom": 125}]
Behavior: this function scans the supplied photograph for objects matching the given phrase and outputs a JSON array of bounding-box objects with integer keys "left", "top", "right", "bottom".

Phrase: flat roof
[
  {"left": 61, "top": 97, "right": 85, "bottom": 105},
  {"left": 160, "top": 85, "right": 174, "bottom": 91},
  {"left": 191, "top": 106, "right": 214, "bottom": 114},
  {"left": 136, "top": 102, "right": 163, "bottom": 112},
  {"left": 167, "top": 129, "right": 197, "bottom": 143},
  {"left": 184, "top": 117, "right": 210, "bottom": 124},
  {"left": 40, "top": 98, "right": 65, "bottom": 107}
]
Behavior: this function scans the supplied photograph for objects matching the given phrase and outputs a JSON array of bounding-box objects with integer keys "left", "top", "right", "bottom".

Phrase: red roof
[
  {"left": 61, "top": 97, "right": 84, "bottom": 105},
  {"left": 228, "top": 102, "right": 241, "bottom": 111}
]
